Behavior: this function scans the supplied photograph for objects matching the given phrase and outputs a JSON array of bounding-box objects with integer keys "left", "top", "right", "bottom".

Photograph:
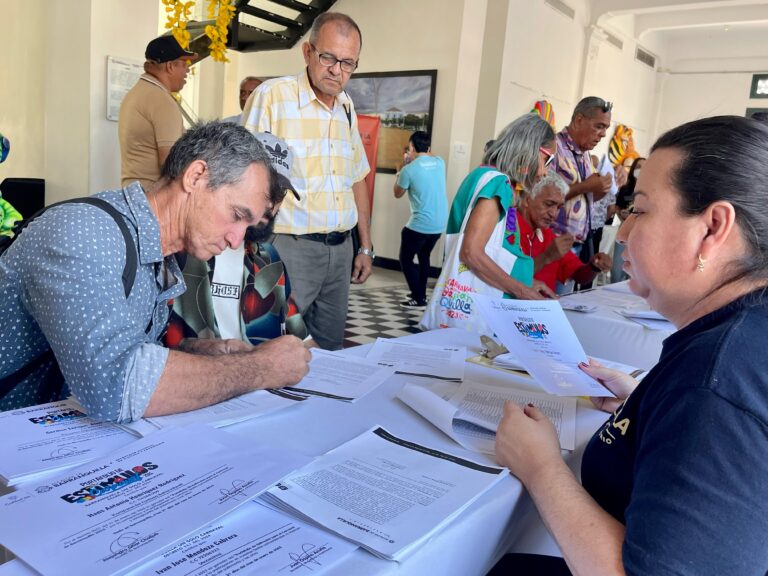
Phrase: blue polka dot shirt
[{"left": 0, "top": 183, "right": 186, "bottom": 422}]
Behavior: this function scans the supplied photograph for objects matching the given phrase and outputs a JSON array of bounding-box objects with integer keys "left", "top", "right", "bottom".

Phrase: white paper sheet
[
  {"left": 617, "top": 307, "right": 675, "bottom": 331},
  {"left": 598, "top": 153, "right": 619, "bottom": 197},
  {"left": 493, "top": 352, "right": 648, "bottom": 381},
  {"left": 262, "top": 426, "right": 507, "bottom": 561},
  {"left": 0, "top": 425, "right": 310, "bottom": 576},
  {"left": 365, "top": 339, "right": 466, "bottom": 381},
  {"left": 474, "top": 296, "right": 614, "bottom": 397},
  {"left": 289, "top": 349, "right": 396, "bottom": 402},
  {"left": 120, "top": 389, "right": 309, "bottom": 437},
  {"left": 0, "top": 501, "right": 355, "bottom": 576},
  {"left": 399, "top": 381, "right": 577, "bottom": 452},
  {"left": 0, "top": 400, "right": 137, "bottom": 487}
]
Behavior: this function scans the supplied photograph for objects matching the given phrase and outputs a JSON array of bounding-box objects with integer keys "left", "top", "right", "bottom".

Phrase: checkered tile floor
[{"left": 343, "top": 286, "right": 428, "bottom": 348}]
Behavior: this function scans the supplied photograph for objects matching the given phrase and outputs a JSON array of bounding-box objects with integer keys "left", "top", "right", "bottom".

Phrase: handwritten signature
[
  {"left": 287, "top": 543, "right": 325, "bottom": 571},
  {"left": 218, "top": 479, "right": 249, "bottom": 502}
]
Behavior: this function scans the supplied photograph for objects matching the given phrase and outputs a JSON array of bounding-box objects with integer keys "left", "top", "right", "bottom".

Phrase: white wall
[
  {"left": 89, "top": 0, "right": 159, "bottom": 194},
  {"left": 0, "top": 0, "right": 46, "bottom": 183},
  {"left": 2, "top": 0, "right": 159, "bottom": 203},
  {"left": 583, "top": 17, "right": 664, "bottom": 156},
  {"left": 654, "top": 26, "right": 768, "bottom": 138},
  {"left": 44, "top": 0, "right": 92, "bottom": 204},
  {"left": 495, "top": 0, "right": 588, "bottom": 134}
]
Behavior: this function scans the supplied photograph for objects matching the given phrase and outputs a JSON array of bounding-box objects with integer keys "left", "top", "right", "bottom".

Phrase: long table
[
  {"left": 561, "top": 282, "right": 674, "bottom": 369},
  {"left": 0, "top": 328, "right": 614, "bottom": 575},
  {"left": 221, "top": 328, "right": 609, "bottom": 575}
]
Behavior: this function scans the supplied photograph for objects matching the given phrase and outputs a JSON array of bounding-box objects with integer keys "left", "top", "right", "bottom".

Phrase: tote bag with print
[{"left": 420, "top": 170, "right": 517, "bottom": 335}]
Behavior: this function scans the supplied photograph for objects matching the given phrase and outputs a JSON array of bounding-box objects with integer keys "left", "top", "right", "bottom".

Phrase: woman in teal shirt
[{"left": 448, "top": 113, "right": 556, "bottom": 299}]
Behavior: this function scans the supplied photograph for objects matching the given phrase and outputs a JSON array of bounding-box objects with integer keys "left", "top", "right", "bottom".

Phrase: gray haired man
[{"left": 0, "top": 121, "right": 310, "bottom": 422}]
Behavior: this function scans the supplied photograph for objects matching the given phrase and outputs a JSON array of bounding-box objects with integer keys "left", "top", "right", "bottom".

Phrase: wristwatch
[{"left": 357, "top": 246, "right": 376, "bottom": 260}]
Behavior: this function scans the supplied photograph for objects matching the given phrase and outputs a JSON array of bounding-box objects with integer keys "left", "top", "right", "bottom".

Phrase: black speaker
[{"left": 0, "top": 178, "right": 45, "bottom": 219}]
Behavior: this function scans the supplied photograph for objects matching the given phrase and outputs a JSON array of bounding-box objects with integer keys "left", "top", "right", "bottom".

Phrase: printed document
[
  {"left": 492, "top": 352, "right": 648, "bottom": 381},
  {"left": 289, "top": 349, "right": 396, "bottom": 402},
  {"left": 0, "top": 425, "right": 310, "bottom": 576},
  {"left": 120, "top": 388, "right": 309, "bottom": 437},
  {"left": 0, "top": 501, "right": 356, "bottom": 576},
  {"left": 365, "top": 339, "right": 466, "bottom": 381},
  {"left": 0, "top": 400, "right": 137, "bottom": 487},
  {"left": 399, "top": 381, "right": 577, "bottom": 452},
  {"left": 474, "top": 296, "right": 614, "bottom": 396},
  {"left": 263, "top": 426, "right": 507, "bottom": 561}
]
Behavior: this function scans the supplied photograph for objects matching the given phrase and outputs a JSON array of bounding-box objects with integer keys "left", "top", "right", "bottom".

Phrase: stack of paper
[
  {"left": 262, "top": 426, "right": 507, "bottom": 561},
  {"left": 0, "top": 400, "right": 138, "bottom": 487},
  {"left": 365, "top": 339, "right": 466, "bottom": 381},
  {"left": 0, "top": 425, "right": 311, "bottom": 576},
  {"left": 474, "top": 296, "right": 614, "bottom": 397},
  {"left": 289, "top": 349, "right": 396, "bottom": 402},
  {"left": 121, "top": 387, "right": 309, "bottom": 437},
  {"left": 399, "top": 380, "right": 577, "bottom": 453}
]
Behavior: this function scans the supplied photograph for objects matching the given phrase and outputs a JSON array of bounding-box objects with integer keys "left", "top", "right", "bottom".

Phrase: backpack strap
[
  {"left": 5, "top": 197, "right": 137, "bottom": 298},
  {"left": 0, "top": 197, "right": 139, "bottom": 401}
]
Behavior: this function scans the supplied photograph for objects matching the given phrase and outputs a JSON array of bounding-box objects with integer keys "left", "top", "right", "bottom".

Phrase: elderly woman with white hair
[{"left": 517, "top": 172, "right": 612, "bottom": 292}]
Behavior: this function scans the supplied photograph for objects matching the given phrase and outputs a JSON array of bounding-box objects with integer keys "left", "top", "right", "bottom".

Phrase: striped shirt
[{"left": 243, "top": 70, "right": 370, "bottom": 235}]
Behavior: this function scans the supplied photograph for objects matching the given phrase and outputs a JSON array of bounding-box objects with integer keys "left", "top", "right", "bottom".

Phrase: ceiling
[{"left": 592, "top": 0, "right": 768, "bottom": 40}]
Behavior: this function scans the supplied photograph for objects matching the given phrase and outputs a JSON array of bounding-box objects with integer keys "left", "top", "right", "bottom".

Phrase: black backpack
[{"left": 0, "top": 197, "right": 138, "bottom": 400}]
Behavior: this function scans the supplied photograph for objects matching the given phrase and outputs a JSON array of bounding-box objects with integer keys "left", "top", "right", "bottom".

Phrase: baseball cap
[
  {"left": 253, "top": 132, "right": 300, "bottom": 200},
  {"left": 145, "top": 35, "right": 198, "bottom": 63}
]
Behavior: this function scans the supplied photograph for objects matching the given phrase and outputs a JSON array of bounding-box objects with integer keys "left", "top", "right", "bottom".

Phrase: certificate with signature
[
  {"left": 0, "top": 399, "right": 137, "bottom": 487},
  {"left": 0, "top": 425, "right": 310, "bottom": 576},
  {"left": 0, "top": 501, "right": 356, "bottom": 576},
  {"left": 474, "top": 296, "right": 615, "bottom": 397},
  {"left": 126, "top": 500, "right": 355, "bottom": 576},
  {"left": 263, "top": 426, "right": 507, "bottom": 561}
]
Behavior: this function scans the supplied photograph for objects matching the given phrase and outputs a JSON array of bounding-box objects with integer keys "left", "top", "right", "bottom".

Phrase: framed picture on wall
[
  {"left": 345, "top": 70, "right": 437, "bottom": 174},
  {"left": 749, "top": 74, "right": 768, "bottom": 98},
  {"left": 746, "top": 108, "right": 768, "bottom": 119}
]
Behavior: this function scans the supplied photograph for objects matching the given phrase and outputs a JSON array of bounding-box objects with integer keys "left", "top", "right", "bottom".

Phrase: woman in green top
[{"left": 448, "top": 113, "right": 557, "bottom": 299}]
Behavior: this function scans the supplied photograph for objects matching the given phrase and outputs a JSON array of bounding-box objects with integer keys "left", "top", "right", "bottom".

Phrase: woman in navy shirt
[{"left": 494, "top": 116, "right": 768, "bottom": 576}]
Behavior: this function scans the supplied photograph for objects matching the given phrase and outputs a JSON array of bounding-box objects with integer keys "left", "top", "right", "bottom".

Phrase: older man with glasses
[
  {"left": 552, "top": 97, "right": 618, "bottom": 285},
  {"left": 243, "top": 12, "right": 372, "bottom": 351}
]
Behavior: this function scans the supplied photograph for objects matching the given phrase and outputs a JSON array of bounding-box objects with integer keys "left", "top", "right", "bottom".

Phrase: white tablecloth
[
  {"left": 562, "top": 282, "right": 674, "bottom": 369},
  {"left": 225, "top": 328, "right": 610, "bottom": 575},
  {"left": 0, "top": 329, "right": 613, "bottom": 574}
]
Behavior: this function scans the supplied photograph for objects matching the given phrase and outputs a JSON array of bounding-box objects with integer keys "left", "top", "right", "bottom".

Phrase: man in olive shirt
[{"left": 119, "top": 35, "right": 197, "bottom": 189}]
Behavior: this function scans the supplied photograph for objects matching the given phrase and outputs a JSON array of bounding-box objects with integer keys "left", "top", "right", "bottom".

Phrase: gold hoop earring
[{"left": 697, "top": 254, "right": 706, "bottom": 272}]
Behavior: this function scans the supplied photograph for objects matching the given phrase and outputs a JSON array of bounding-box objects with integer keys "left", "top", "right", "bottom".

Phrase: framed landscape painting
[{"left": 345, "top": 70, "right": 437, "bottom": 173}]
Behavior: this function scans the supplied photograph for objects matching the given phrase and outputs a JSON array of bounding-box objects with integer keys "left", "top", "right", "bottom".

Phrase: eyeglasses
[
  {"left": 539, "top": 146, "right": 556, "bottom": 168},
  {"left": 309, "top": 43, "right": 358, "bottom": 73},
  {"left": 596, "top": 98, "right": 613, "bottom": 113}
]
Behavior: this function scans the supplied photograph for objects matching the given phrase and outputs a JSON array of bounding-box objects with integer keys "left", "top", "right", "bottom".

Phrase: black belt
[{"left": 300, "top": 231, "right": 350, "bottom": 246}]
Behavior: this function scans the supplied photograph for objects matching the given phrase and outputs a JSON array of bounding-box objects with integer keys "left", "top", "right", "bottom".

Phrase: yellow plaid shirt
[{"left": 243, "top": 70, "right": 370, "bottom": 235}]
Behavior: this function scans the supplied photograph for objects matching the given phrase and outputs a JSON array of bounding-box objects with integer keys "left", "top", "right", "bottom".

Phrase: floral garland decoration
[
  {"left": 161, "top": 0, "right": 193, "bottom": 50},
  {"left": 205, "top": 0, "right": 236, "bottom": 62},
  {"left": 161, "top": 0, "right": 236, "bottom": 62}
]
